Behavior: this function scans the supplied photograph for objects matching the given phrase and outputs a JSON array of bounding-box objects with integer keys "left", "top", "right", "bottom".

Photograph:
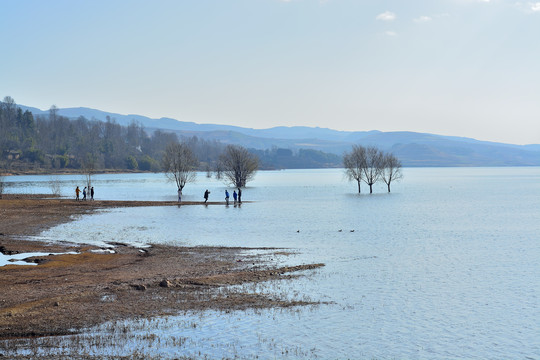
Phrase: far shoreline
[{"left": 1, "top": 165, "right": 291, "bottom": 177}]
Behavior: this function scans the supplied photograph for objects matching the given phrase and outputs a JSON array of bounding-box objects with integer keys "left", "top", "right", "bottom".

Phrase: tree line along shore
[
  {"left": 1, "top": 95, "right": 403, "bottom": 197},
  {"left": 0, "top": 96, "right": 341, "bottom": 175}
]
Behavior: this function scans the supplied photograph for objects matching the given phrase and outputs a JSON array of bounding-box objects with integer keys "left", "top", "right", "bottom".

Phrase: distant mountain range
[{"left": 19, "top": 105, "right": 540, "bottom": 167}]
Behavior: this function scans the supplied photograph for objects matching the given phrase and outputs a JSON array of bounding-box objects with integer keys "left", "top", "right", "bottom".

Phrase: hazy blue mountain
[
  {"left": 19, "top": 104, "right": 540, "bottom": 167},
  {"left": 18, "top": 105, "right": 370, "bottom": 141},
  {"left": 522, "top": 144, "right": 540, "bottom": 152}
]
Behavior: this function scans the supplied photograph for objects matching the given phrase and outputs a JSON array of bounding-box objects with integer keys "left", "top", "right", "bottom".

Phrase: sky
[{"left": 1, "top": 0, "right": 540, "bottom": 145}]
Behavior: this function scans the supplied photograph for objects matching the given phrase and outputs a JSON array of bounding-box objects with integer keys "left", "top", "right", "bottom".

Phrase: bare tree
[
  {"left": 205, "top": 164, "right": 212, "bottom": 178},
  {"left": 214, "top": 161, "right": 223, "bottom": 180},
  {"left": 219, "top": 145, "right": 259, "bottom": 188},
  {"left": 48, "top": 175, "right": 62, "bottom": 197},
  {"left": 381, "top": 153, "right": 403, "bottom": 193},
  {"left": 345, "top": 145, "right": 403, "bottom": 194},
  {"left": 362, "top": 146, "right": 384, "bottom": 194},
  {"left": 0, "top": 175, "right": 5, "bottom": 199},
  {"left": 81, "top": 153, "right": 97, "bottom": 190},
  {"left": 343, "top": 145, "right": 366, "bottom": 193},
  {"left": 162, "top": 142, "right": 199, "bottom": 192},
  {"left": 49, "top": 104, "right": 58, "bottom": 121}
]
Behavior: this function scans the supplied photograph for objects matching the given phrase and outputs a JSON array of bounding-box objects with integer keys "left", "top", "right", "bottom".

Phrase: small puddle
[{"left": 0, "top": 251, "right": 78, "bottom": 267}]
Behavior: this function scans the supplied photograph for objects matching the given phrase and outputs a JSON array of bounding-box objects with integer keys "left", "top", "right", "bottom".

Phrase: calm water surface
[{"left": 4, "top": 168, "right": 540, "bottom": 359}]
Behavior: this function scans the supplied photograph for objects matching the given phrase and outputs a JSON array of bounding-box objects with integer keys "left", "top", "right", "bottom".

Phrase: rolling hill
[{"left": 19, "top": 105, "right": 540, "bottom": 167}]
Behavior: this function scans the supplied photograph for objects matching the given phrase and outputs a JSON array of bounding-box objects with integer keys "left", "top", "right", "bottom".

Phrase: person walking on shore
[
  {"left": 233, "top": 190, "right": 238, "bottom": 205},
  {"left": 75, "top": 186, "right": 80, "bottom": 201},
  {"left": 237, "top": 188, "right": 242, "bottom": 204},
  {"left": 90, "top": 186, "right": 94, "bottom": 201},
  {"left": 204, "top": 189, "right": 210, "bottom": 203},
  {"left": 225, "top": 190, "right": 230, "bottom": 205},
  {"left": 82, "top": 187, "right": 87, "bottom": 201}
]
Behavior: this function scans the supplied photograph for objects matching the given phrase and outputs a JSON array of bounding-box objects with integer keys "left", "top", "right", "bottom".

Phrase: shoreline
[
  {"left": 0, "top": 194, "right": 323, "bottom": 339},
  {"left": 0, "top": 169, "right": 151, "bottom": 176}
]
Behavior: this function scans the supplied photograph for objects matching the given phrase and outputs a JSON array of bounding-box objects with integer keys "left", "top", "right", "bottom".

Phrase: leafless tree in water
[
  {"left": 343, "top": 145, "right": 366, "bottom": 193},
  {"left": 344, "top": 145, "right": 401, "bottom": 194},
  {"left": 162, "top": 142, "right": 199, "bottom": 192},
  {"left": 218, "top": 145, "right": 259, "bottom": 188},
  {"left": 381, "top": 153, "right": 403, "bottom": 193},
  {"left": 362, "top": 146, "right": 384, "bottom": 194}
]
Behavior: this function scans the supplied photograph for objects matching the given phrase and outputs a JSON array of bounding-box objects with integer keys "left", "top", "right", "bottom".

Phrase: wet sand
[{"left": 0, "top": 194, "right": 323, "bottom": 339}]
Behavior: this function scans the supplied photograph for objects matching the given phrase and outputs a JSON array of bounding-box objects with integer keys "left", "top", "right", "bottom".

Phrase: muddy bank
[{"left": 0, "top": 195, "right": 324, "bottom": 339}]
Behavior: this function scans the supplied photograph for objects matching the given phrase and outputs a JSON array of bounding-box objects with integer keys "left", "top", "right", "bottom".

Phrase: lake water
[{"left": 3, "top": 168, "right": 540, "bottom": 359}]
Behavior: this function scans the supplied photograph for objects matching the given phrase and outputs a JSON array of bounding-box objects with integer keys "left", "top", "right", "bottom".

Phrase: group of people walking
[
  {"left": 75, "top": 186, "right": 94, "bottom": 201},
  {"left": 76, "top": 184, "right": 241, "bottom": 205},
  {"left": 224, "top": 188, "right": 241, "bottom": 206},
  {"left": 176, "top": 187, "right": 242, "bottom": 205}
]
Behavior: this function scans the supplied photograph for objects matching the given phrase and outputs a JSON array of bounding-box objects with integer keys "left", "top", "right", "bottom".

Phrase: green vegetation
[{"left": 1, "top": 96, "right": 343, "bottom": 174}]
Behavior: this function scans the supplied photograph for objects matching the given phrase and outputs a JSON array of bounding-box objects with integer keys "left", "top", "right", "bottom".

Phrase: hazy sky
[{"left": 2, "top": 0, "right": 540, "bottom": 144}]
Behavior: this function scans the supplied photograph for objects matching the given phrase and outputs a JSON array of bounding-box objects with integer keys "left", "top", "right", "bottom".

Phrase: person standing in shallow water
[
  {"left": 90, "top": 187, "right": 94, "bottom": 201},
  {"left": 204, "top": 189, "right": 210, "bottom": 203},
  {"left": 75, "top": 186, "right": 80, "bottom": 201},
  {"left": 225, "top": 190, "right": 230, "bottom": 205}
]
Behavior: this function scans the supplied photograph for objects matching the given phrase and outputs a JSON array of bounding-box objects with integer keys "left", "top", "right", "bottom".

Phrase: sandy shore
[{"left": 0, "top": 194, "right": 323, "bottom": 339}]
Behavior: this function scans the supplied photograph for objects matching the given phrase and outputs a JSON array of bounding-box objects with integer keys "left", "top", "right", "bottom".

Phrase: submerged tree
[
  {"left": 381, "top": 153, "right": 403, "bottom": 193},
  {"left": 362, "top": 146, "right": 384, "bottom": 194},
  {"left": 343, "top": 145, "right": 366, "bottom": 193},
  {"left": 219, "top": 145, "right": 259, "bottom": 188},
  {"left": 162, "top": 142, "right": 199, "bottom": 192},
  {"left": 344, "top": 145, "right": 402, "bottom": 194}
]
